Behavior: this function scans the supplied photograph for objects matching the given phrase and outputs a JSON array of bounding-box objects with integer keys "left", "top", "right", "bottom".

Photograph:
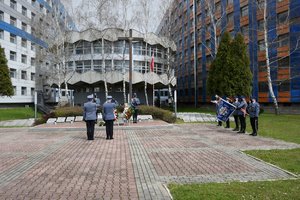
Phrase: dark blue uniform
[{"left": 248, "top": 99, "right": 260, "bottom": 136}]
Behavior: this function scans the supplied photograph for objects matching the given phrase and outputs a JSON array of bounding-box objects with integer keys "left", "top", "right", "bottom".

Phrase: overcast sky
[{"left": 61, "top": 0, "right": 169, "bottom": 33}]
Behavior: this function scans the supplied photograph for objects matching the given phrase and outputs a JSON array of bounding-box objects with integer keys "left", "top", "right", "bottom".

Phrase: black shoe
[
  {"left": 232, "top": 128, "right": 238, "bottom": 131},
  {"left": 110, "top": 137, "right": 114, "bottom": 140},
  {"left": 251, "top": 133, "right": 257, "bottom": 136},
  {"left": 237, "top": 131, "right": 245, "bottom": 134},
  {"left": 106, "top": 137, "right": 109, "bottom": 140},
  {"left": 225, "top": 126, "right": 230, "bottom": 128}
]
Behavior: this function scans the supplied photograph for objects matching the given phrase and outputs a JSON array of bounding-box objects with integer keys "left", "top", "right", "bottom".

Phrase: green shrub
[
  {"left": 139, "top": 105, "right": 176, "bottom": 123},
  {"left": 53, "top": 106, "right": 83, "bottom": 117}
]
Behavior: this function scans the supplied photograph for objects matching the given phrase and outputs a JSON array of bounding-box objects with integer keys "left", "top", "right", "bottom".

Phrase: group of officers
[
  {"left": 215, "top": 95, "right": 260, "bottom": 136},
  {"left": 83, "top": 93, "right": 140, "bottom": 141}
]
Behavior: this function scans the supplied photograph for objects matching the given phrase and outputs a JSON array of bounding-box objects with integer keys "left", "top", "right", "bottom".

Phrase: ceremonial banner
[{"left": 217, "top": 99, "right": 236, "bottom": 122}]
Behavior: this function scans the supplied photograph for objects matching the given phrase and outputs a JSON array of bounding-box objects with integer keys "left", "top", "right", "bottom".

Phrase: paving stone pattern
[{"left": 0, "top": 123, "right": 299, "bottom": 200}]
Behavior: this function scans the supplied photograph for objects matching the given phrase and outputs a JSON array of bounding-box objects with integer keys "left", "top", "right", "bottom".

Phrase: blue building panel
[
  {"left": 201, "top": 0, "right": 207, "bottom": 102},
  {"left": 233, "top": 0, "right": 240, "bottom": 34},
  {"left": 187, "top": 0, "right": 192, "bottom": 99},
  {"left": 267, "top": 0, "right": 278, "bottom": 102},
  {"left": 0, "top": 21, "right": 47, "bottom": 48}
]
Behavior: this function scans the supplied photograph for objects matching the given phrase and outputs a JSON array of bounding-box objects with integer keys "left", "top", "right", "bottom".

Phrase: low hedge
[
  {"left": 138, "top": 105, "right": 176, "bottom": 123},
  {"left": 53, "top": 106, "right": 83, "bottom": 117}
]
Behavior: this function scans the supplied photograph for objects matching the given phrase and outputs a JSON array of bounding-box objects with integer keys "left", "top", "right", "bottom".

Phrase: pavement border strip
[
  {"left": 127, "top": 129, "right": 172, "bottom": 200},
  {"left": 0, "top": 136, "right": 71, "bottom": 186},
  {"left": 239, "top": 150, "right": 299, "bottom": 178}
]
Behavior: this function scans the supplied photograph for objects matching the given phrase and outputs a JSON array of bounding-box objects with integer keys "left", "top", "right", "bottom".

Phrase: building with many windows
[
  {"left": 0, "top": 0, "right": 75, "bottom": 105},
  {"left": 43, "top": 28, "right": 176, "bottom": 105},
  {"left": 157, "top": 0, "right": 300, "bottom": 106}
]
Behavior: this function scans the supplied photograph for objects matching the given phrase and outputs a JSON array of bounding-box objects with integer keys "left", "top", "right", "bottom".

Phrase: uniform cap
[
  {"left": 87, "top": 95, "right": 93, "bottom": 99},
  {"left": 106, "top": 95, "right": 112, "bottom": 99}
]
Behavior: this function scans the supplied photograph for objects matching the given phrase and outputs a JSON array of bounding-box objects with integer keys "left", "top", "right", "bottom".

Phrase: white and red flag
[{"left": 150, "top": 54, "right": 154, "bottom": 72}]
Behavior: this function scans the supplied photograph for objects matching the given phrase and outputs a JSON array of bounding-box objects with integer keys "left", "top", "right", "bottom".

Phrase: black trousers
[
  {"left": 233, "top": 115, "right": 239, "bottom": 129},
  {"left": 133, "top": 108, "right": 138, "bottom": 123},
  {"left": 238, "top": 115, "right": 246, "bottom": 132},
  {"left": 105, "top": 120, "right": 114, "bottom": 139},
  {"left": 225, "top": 119, "right": 230, "bottom": 128},
  {"left": 250, "top": 117, "right": 258, "bottom": 135},
  {"left": 86, "top": 120, "right": 95, "bottom": 140}
]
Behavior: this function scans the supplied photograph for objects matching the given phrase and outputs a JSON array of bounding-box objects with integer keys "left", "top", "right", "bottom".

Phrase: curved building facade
[{"left": 46, "top": 28, "right": 177, "bottom": 105}]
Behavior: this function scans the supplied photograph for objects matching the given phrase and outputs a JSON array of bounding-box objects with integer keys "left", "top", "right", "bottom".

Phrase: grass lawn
[
  {"left": 0, "top": 107, "right": 38, "bottom": 121},
  {"left": 169, "top": 179, "right": 300, "bottom": 200},
  {"left": 245, "top": 114, "right": 300, "bottom": 144},
  {"left": 169, "top": 113, "right": 300, "bottom": 199}
]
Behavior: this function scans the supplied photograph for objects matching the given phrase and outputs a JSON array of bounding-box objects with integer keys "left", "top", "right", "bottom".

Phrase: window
[
  {"left": 31, "top": 43, "right": 35, "bottom": 51},
  {"left": 40, "top": 4, "right": 44, "bottom": 12},
  {"left": 215, "top": 2, "right": 221, "bottom": 12},
  {"left": 21, "top": 71, "right": 27, "bottom": 79},
  {"left": 10, "top": 68, "right": 17, "bottom": 78},
  {"left": 83, "top": 41, "right": 91, "bottom": 54},
  {"left": 241, "top": 25, "right": 249, "bottom": 36},
  {"left": 93, "top": 60, "right": 102, "bottom": 72},
  {"left": 13, "top": 86, "right": 16, "bottom": 95},
  {"left": 227, "top": 0, "right": 233, "bottom": 5},
  {"left": 31, "top": 58, "right": 35, "bottom": 66},
  {"left": 258, "top": 40, "right": 265, "bottom": 51},
  {"left": 31, "top": 88, "right": 35, "bottom": 96},
  {"left": 93, "top": 41, "right": 102, "bottom": 53},
  {"left": 227, "top": 12, "right": 234, "bottom": 23},
  {"left": 278, "top": 57, "right": 289, "bottom": 69},
  {"left": 21, "top": 54, "right": 27, "bottom": 64},
  {"left": 278, "top": 81, "right": 290, "bottom": 92},
  {"left": 240, "top": 6, "right": 248, "bottom": 17},
  {"left": 75, "top": 61, "right": 83, "bottom": 73},
  {"left": 0, "top": 29, "right": 3, "bottom": 39},
  {"left": 31, "top": 0, "right": 36, "bottom": 6},
  {"left": 0, "top": 11, "right": 3, "bottom": 21},
  {"left": 10, "top": 34, "right": 16, "bottom": 43},
  {"left": 21, "top": 38, "right": 27, "bottom": 48},
  {"left": 257, "top": 20, "right": 264, "bottom": 31},
  {"left": 31, "top": 12, "right": 35, "bottom": 21},
  {"left": 10, "top": 16, "right": 17, "bottom": 26},
  {"left": 31, "top": 73, "right": 35, "bottom": 81},
  {"left": 21, "top": 87, "right": 27, "bottom": 95},
  {"left": 22, "top": 22, "right": 27, "bottom": 31},
  {"left": 258, "top": 82, "right": 268, "bottom": 92},
  {"left": 75, "top": 42, "right": 83, "bottom": 54},
  {"left": 277, "top": 11, "right": 288, "bottom": 24},
  {"left": 258, "top": 60, "right": 266, "bottom": 72},
  {"left": 10, "top": 0, "right": 17, "bottom": 9},
  {"left": 22, "top": 6, "right": 27, "bottom": 16},
  {"left": 84, "top": 60, "right": 91, "bottom": 72},
  {"left": 10, "top": 51, "right": 16, "bottom": 61},
  {"left": 278, "top": 34, "right": 289, "bottom": 47}
]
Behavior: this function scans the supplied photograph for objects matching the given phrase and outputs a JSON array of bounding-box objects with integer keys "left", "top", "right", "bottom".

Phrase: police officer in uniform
[
  {"left": 83, "top": 95, "right": 98, "bottom": 140},
  {"left": 232, "top": 96, "right": 240, "bottom": 131},
  {"left": 248, "top": 97, "right": 260, "bottom": 136},
  {"left": 102, "top": 96, "right": 116, "bottom": 140},
  {"left": 236, "top": 96, "right": 247, "bottom": 133}
]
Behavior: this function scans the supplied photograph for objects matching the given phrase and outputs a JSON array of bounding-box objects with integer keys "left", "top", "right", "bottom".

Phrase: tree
[
  {"left": 207, "top": 32, "right": 252, "bottom": 97},
  {"left": 0, "top": 45, "right": 14, "bottom": 96},
  {"left": 255, "top": 0, "right": 300, "bottom": 114},
  {"left": 33, "top": 3, "right": 76, "bottom": 106}
]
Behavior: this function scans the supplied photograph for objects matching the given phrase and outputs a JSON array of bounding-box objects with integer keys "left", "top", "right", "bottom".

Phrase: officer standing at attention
[
  {"left": 232, "top": 96, "right": 240, "bottom": 131},
  {"left": 102, "top": 96, "right": 116, "bottom": 140},
  {"left": 83, "top": 95, "right": 97, "bottom": 140},
  {"left": 248, "top": 97, "right": 260, "bottom": 136},
  {"left": 236, "top": 96, "right": 248, "bottom": 133}
]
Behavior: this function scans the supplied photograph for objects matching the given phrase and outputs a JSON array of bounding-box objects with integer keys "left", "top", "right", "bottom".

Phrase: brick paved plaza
[{"left": 0, "top": 122, "right": 299, "bottom": 200}]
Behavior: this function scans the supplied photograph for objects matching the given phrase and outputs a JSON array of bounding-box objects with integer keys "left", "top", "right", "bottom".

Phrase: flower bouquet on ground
[{"left": 123, "top": 104, "right": 135, "bottom": 120}]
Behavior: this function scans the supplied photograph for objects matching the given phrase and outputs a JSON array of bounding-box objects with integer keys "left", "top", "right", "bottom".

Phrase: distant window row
[
  {"left": 9, "top": 85, "right": 35, "bottom": 96},
  {"left": 9, "top": 50, "right": 36, "bottom": 65},
  {"left": 9, "top": 68, "right": 35, "bottom": 81}
]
